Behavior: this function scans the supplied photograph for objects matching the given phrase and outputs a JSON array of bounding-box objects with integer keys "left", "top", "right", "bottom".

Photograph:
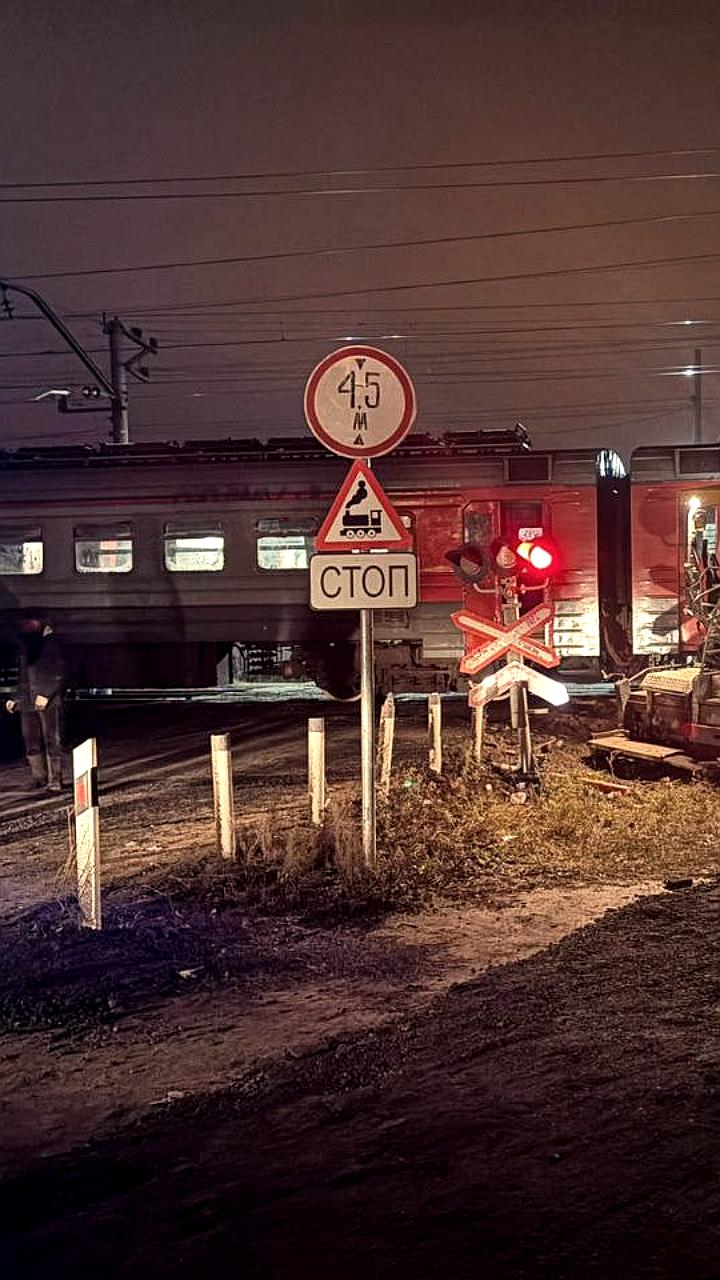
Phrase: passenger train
[{"left": 0, "top": 426, "right": 716, "bottom": 697}]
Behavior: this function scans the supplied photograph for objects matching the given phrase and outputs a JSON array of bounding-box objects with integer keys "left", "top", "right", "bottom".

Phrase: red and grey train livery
[{"left": 0, "top": 427, "right": 713, "bottom": 695}]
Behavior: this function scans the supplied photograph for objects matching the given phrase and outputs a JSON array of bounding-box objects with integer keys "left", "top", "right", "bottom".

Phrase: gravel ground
[
  {"left": 2, "top": 881, "right": 720, "bottom": 1279},
  {"left": 2, "top": 696, "right": 720, "bottom": 1278}
]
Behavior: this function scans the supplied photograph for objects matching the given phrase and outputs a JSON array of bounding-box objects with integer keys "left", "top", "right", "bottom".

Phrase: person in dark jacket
[{"left": 5, "top": 610, "right": 68, "bottom": 792}]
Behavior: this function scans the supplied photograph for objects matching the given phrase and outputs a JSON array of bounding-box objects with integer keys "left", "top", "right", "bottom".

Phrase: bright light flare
[
  {"left": 529, "top": 544, "right": 553, "bottom": 571},
  {"left": 516, "top": 541, "right": 554, "bottom": 572}
]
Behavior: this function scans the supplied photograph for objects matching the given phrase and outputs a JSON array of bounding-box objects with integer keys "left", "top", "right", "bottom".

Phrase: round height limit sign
[{"left": 304, "top": 345, "right": 416, "bottom": 458}]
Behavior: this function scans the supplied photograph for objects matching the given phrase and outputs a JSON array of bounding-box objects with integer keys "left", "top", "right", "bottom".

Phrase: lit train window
[
  {"left": 164, "top": 523, "right": 225, "bottom": 572},
  {"left": 74, "top": 524, "right": 133, "bottom": 574},
  {"left": 0, "top": 527, "right": 43, "bottom": 575},
  {"left": 256, "top": 517, "right": 317, "bottom": 571},
  {"left": 257, "top": 535, "right": 313, "bottom": 570}
]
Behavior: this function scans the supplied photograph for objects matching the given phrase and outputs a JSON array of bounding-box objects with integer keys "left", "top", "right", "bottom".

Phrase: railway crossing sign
[
  {"left": 304, "top": 345, "right": 417, "bottom": 458},
  {"left": 310, "top": 552, "right": 417, "bottom": 610},
  {"left": 315, "top": 459, "right": 412, "bottom": 552},
  {"left": 452, "top": 602, "right": 559, "bottom": 674},
  {"left": 468, "top": 660, "right": 569, "bottom": 709},
  {"left": 303, "top": 343, "right": 418, "bottom": 872}
]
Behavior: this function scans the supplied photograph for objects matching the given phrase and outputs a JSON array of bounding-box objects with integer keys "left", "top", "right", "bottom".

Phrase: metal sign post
[
  {"left": 501, "top": 592, "right": 534, "bottom": 774},
  {"left": 359, "top": 608, "right": 376, "bottom": 866},
  {"left": 304, "top": 345, "right": 417, "bottom": 868},
  {"left": 453, "top": 595, "right": 562, "bottom": 780}
]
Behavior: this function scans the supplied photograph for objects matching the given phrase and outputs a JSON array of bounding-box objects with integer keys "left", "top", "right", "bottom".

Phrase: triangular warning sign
[{"left": 315, "top": 459, "right": 413, "bottom": 552}]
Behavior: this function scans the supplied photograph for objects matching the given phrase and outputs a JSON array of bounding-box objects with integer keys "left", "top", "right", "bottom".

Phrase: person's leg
[
  {"left": 20, "top": 710, "right": 47, "bottom": 788},
  {"left": 42, "top": 702, "right": 66, "bottom": 792}
]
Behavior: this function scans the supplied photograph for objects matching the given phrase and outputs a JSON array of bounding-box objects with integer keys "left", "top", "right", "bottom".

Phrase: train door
[{"left": 682, "top": 492, "right": 720, "bottom": 643}]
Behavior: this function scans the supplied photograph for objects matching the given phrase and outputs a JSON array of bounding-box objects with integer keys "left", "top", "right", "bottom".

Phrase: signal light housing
[
  {"left": 447, "top": 536, "right": 558, "bottom": 586},
  {"left": 445, "top": 543, "right": 490, "bottom": 585}
]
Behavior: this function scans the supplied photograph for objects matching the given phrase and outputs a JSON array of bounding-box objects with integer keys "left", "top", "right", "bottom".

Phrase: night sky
[{"left": 2, "top": 0, "right": 720, "bottom": 458}]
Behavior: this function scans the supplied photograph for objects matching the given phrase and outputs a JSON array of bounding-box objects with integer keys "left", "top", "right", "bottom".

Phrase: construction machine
[{"left": 590, "top": 542, "right": 720, "bottom": 777}]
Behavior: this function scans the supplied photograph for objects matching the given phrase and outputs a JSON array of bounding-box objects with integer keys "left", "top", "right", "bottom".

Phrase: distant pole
[
  {"left": 107, "top": 317, "right": 129, "bottom": 444},
  {"left": 692, "top": 347, "right": 702, "bottom": 444}
]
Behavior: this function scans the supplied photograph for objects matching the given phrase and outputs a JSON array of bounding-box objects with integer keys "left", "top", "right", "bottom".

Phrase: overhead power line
[
  {"left": 111, "top": 250, "right": 720, "bottom": 310},
  {"left": 113, "top": 294, "right": 720, "bottom": 318},
  {"left": 13, "top": 206, "right": 720, "bottom": 282},
  {"left": 4, "top": 145, "right": 720, "bottom": 189},
  {"left": 5, "top": 172, "right": 720, "bottom": 204}
]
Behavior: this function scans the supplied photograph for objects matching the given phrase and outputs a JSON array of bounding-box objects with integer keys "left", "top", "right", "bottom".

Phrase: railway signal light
[
  {"left": 515, "top": 536, "right": 559, "bottom": 585},
  {"left": 489, "top": 537, "right": 518, "bottom": 576},
  {"left": 445, "top": 543, "right": 490, "bottom": 585}
]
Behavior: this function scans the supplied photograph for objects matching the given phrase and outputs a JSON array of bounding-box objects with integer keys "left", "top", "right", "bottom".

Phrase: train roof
[{"left": 0, "top": 426, "right": 534, "bottom": 469}]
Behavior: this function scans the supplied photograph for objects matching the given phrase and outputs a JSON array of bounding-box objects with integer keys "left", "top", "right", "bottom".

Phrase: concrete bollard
[
  {"left": 428, "top": 691, "right": 442, "bottom": 775},
  {"left": 377, "top": 693, "right": 396, "bottom": 797},
  {"left": 211, "top": 733, "right": 236, "bottom": 858},
  {"left": 73, "top": 737, "right": 101, "bottom": 929},
  {"left": 308, "top": 717, "right": 327, "bottom": 825}
]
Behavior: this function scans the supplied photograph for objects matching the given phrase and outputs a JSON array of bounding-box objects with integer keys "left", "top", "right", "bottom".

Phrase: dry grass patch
[{"left": 374, "top": 756, "right": 720, "bottom": 903}]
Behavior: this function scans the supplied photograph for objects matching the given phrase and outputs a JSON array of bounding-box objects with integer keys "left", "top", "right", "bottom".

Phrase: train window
[
  {"left": 0, "top": 527, "right": 43, "bottom": 575},
  {"left": 256, "top": 517, "right": 317, "bottom": 570},
  {"left": 257, "top": 535, "right": 313, "bottom": 570},
  {"left": 678, "top": 449, "right": 720, "bottom": 476},
  {"left": 164, "top": 523, "right": 225, "bottom": 572},
  {"left": 500, "top": 501, "right": 544, "bottom": 543},
  {"left": 74, "top": 524, "right": 133, "bottom": 574},
  {"left": 506, "top": 455, "right": 551, "bottom": 483}
]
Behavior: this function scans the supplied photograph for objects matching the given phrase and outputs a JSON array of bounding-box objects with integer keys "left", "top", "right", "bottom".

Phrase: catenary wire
[
  {"left": 5, "top": 171, "right": 720, "bottom": 203},
  {"left": 13, "top": 206, "right": 720, "bottom": 281},
  {"left": 4, "top": 145, "right": 720, "bottom": 188}
]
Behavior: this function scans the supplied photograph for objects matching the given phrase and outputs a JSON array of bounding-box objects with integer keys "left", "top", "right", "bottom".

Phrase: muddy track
[{"left": 2, "top": 882, "right": 719, "bottom": 1279}]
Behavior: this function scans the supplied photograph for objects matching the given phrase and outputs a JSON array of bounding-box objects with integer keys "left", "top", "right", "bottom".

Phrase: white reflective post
[
  {"left": 211, "top": 732, "right": 236, "bottom": 859},
  {"left": 73, "top": 737, "right": 101, "bottom": 930},
  {"left": 377, "top": 692, "right": 396, "bottom": 797},
  {"left": 428, "top": 692, "right": 442, "bottom": 775},
  {"left": 308, "top": 717, "right": 327, "bottom": 825},
  {"left": 472, "top": 703, "right": 485, "bottom": 764}
]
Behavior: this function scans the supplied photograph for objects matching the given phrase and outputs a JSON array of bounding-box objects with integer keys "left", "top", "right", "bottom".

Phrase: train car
[
  {"left": 631, "top": 442, "right": 720, "bottom": 660},
  {"left": 0, "top": 430, "right": 604, "bottom": 696}
]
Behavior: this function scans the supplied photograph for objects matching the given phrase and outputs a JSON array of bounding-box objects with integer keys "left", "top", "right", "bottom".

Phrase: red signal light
[{"left": 516, "top": 540, "right": 555, "bottom": 574}]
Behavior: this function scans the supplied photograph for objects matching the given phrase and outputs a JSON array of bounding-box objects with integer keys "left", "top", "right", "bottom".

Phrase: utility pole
[
  {"left": 106, "top": 317, "right": 129, "bottom": 445},
  {"left": 692, "top": 347, "right": 703, "bottom": 444},
  {"left": 0, "top": 280, "right": 156, "bottom": 444}
]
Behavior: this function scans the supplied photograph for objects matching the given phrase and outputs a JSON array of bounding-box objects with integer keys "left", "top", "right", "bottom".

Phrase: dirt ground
[{"left": 2, "top": 697, "right": 720, "bottom": 1277}]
